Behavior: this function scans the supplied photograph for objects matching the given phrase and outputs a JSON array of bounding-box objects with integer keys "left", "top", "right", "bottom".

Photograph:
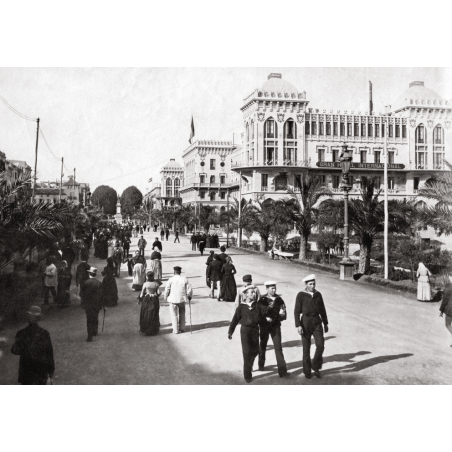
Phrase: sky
[{"left": 1, "top": 67, "right": 451, "bottom": 196}]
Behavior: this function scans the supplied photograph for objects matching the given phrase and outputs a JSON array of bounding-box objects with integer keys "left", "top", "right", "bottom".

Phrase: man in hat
[
  {"left": 152, "top": 237, "right": 162, "bottom": 252},
  {"left": 137, "top": 235, "right": 147, "bottom": 258},
  {"left": 11, "top": 306, "right": 55, "bottom": 385},
  {"left": 218, "top": 245, "right": 229, "bottom": 265},
  {"left": 294, "top": 274, "right": 329, "bottom": 379},
  {"left": 80, "top": 267, "right": 103, "bottom": 342},
  {"left": 234, "top": 275, "right": 262, "bottom": 308},
  {"left": 75, "top": 252, "right": 90, "bottom": 289},
  {"left": 257, "top": 281, "right": 289, "bottom": 377},
  {"left": 43, "top": 256, "right": 58, "bottom": 305},
  {"left": 190, "top": 232, "right": 198, "bottom": 251},
  {"left": 164, "top": 266, "right": 193, "bottom": 334}
]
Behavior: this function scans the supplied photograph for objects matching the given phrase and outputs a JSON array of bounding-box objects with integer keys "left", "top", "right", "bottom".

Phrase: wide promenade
[{"left": 1, "top": 230, "right": 451, "bottom": 385}]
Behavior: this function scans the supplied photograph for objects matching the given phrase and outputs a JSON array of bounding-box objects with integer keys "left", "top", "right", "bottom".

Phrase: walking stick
[
  {"left": 102, "top": 307, "right": 107, "bottom": 332},
  {"left": 188, "top": 298, "right": 192, "bottom": 334}
]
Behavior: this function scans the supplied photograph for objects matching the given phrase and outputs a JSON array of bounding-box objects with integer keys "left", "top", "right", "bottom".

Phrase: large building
[{"left": 34, "top": 175, "right": 90, "bottom": 205}]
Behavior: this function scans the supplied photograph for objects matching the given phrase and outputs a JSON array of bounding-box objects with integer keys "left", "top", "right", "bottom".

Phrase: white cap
[
  {"left": 264, "top": 281, "right": 277, "bottom": 286},
  {"left": 302, "top": 274, "right": 316, "bottom": 283}
]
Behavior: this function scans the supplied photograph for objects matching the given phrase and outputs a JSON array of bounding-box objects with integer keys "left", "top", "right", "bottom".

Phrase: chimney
[{"left": 369, "top": 81, "right": 373, "bottom": 115}]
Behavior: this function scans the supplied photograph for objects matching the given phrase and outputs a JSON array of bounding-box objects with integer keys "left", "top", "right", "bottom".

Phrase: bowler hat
[{"left": 27, "top": 306, "right": 42, "bottom": 317}]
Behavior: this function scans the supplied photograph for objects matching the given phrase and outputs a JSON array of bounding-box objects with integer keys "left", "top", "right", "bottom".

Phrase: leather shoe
[
  {"left": 245, "top": 378, "right": 252, "bottom": 383},
  {"left": 280, "top": 371, "right": 291, "bottom": 378},
  {"left": 87, "top": 336, "right": 93, "bottom": 342},
  {"left": 258, "top": 366, "right": 265, "bottom": 371},
  {"left": 313, "top": 369, "right": 321, "bottom": 378},
  {"left": 304, "top": 373, "right": 312, "bottom": 379}
]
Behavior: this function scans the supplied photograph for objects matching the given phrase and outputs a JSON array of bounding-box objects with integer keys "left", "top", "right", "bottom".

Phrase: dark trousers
[
  {"left": 21, "top": 374, "right": 48, "bottom": 385},
  {"left": 44, "top": 286, "right": 57, "bottom": 304},
  {"left": 302, "top": 323, "right": 325, "bottom": 375},
  {"left": 123, "top": 246, "right": 129, "bottom": 261},
  {"left": 85, "top": 308, "right": 100, "bottom": 338},
  {"left": 114, "top": 261, "right": 120, "bottom": 277},
  {"left": 139, "top": 247, "right": 145, "bottom": 257},
  {"left": 191, "top": 242, "right": 196, "bottom": 250},
  {"left": 166, "top": 235, "right": 169, "bottom": 241},
  {"left": 174, "top": 236, "right": 180, "bottom": 243},
  {"left": 258, "top": 325, "right": 287, "bottom": 375},
  {"left": 240, "top": 326, "right": 259, "bottom": 381}
]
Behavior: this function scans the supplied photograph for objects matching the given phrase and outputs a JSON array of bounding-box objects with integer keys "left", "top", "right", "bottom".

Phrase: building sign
[{"left": 316, "top": 162, "right": 405, "bottom": 170}]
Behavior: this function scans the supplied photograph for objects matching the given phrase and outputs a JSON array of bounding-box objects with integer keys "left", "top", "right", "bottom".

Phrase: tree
[
  {"left": 316, "top": 231, "right": 340, "bottom": 264},
  {"left": 320, "top": 176, "right": 413, "bottom": 274},
  {"left": 120, "top": 186, "right": 143, "bottom": 216},
  {"left": 416, "top": 161, "right": 452, "bottom": 235},
  {"left": 199, "top": 204, "right": 219, "bottom": 232},
  {"left": 91, "top": 185, "right": 117, "bottom": 215},
  {"left": 178, "top": 204, "right": 196, "bottom": 231},
  {"left": 284, "top": 173, "right": 332, "bottom": 260}
]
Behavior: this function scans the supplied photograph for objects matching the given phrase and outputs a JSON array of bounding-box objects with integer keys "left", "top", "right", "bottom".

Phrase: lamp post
[{"left": 339, "top": 143, "right": 355, "bottom": 281}]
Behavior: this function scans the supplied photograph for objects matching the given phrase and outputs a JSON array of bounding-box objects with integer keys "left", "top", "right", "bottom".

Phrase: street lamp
[{"left": 339, "top": 143, "right": 355, "bottom": 281}]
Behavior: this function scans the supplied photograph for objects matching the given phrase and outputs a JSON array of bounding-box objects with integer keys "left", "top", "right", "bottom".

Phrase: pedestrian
[
  {"left": 62, "top": 244, "right": 76, "bottom": 270},
  {"left": 80, "top": 267, "right": 103, "bottom": 342},
  {"left": 294, "top": 274, "right": 329, "bottom": 379},
  {"left": 137, "top": 235, "right": 147, "bottom": 258},
  {"left": 160, "top": 228, "right": 165, "bottom": 241},
  {"left": 101, "top": 257, "right": 119, "bottom": 307},
  {"left": 198, "top": 236, "right": 206, "bottom": 256},
  {"left": 37, "top": 254, "right": 48, "bottom": 296},
  {"left": 417, "top": 262, "right": 432, "bottom": 301},
  {"left": 122, "top": 235, "right": 131, "bottom": 263},
  {"left": 135, "top": 224, "right": 139, "bottom": 238},
  {"left": 439, "top": 275, "right": 452, "bottom": 346},
  {"left": 11, "top": 306, "right": 55, "bottom": 385},
  {"left": 148, "top": 247, "right": 163, "bottom": 284},
  {"left": 174, "top": 229, "right": 180, "bottom": 243},
  {"left": 257, "top": 281, "right": 289, "bottom": 377},
  {"left": 113, "top": 240, "right": 123, "bottom": 277},
  {"left": 165, "top": 228, "right": 170, "bottom": 241},
  {"left": 191, "top": 233, "right": 197, "bottom": 251},
  {"left": 234, "top": 275, "right": 262, "bottom": 308},
  {"left": 43, "top": 257, "right": 58, "bottom": 305},
  {"left": 138, "top": 271, "right": 161, "bottom": 336},
  {"left": 228, "top": 285, "right": 277, "bottom": 383},
  {"left": 218, "top": 245, "right": 229, "bottom": 265},
  {"left": 56, "top": 260, "right": 72, "bottom": 306},
  {"left": 219, "top": 256, "right": 237, "bottom": 302},
  {"left": 207, "top": 254, "right": 223, "bottom": 300},
  {"left": 76, "top": 252, "right": 90, "bottom": 291},
  {"left": 205, "top": 250, "right": 215, "bottom": 287},
  {"left": 152, "top": 237, "right": 162, "bottom": 252},
  {"left": 164, "top": 266, "right": 193, "bottom": 334},
  {"left": 132, "top": 259, "right": 146, "bottom": 291},
  {"left": 107, "top": 237, "right": 115, "bottom": 259}
]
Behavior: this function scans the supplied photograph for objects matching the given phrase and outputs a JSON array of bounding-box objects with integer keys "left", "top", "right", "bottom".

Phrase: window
[
  {"left": 246, "top": 123, "right": 249, "bottom": 142},
  {"left": 402, "top": 125, "right": 407, "bottom": 138},
  {"left": 340, "top": 123, "right": 345, "bottom": 136},
  {"left": 347, "top": 123, "right": 352, "bottom": 136},
  {"left": 319, "top": 175, "right": 326, "bottom": 184},
  {"left": 326, "top": 122, "right": 331, "bottom": 135},
  {"left": 319, "top": 122, "right": 324, "bottom": 135},
  {"left": 220, "top": 175, "right": 225, "bottom": 184},
  {"left": 354, "top": 123, "right": 359, "bottom": 137},
  {"left": 200, "top": 174, "right": 205, "bottom": 184},
  {"left": 415, "top": 125, "right": 426, "bottom": 143},
  {"left": 368, "top": 124, "right": 373, "bottom": 137},
  {"left": 311, "top": 121, "right": 317, "bottom": 135},
  {"left": 332, "top": 148, "right": 340, "bottom": 162},
  {"left": 415, "top": 124, "right": 427, "bottom": 169},
  {"left": 262, "top": 174, "right": 268, "bottom": 189},
  {"left": 210, "top": 192, "right": 216, "bottom": 201},
  {"left": 433, "top": 148, "right": 444, "bottom": 169},
  {"left": 414, "top": 177, "right": 420, "bottom": 190},
  {"left": 210, "top": 159, "right": 216, "bottom": 170},
  {"left": 388, "top": 125, "right": 393, "bottom": 137},
  {"left": 318, "top": 148, "right": 325, "bottom": 162},
  {"left": 374, "top": 177, "right": 381, "bottom": 188},
  {"left": 250, "top": 120, "right": 254, "bottom": 140},
  {"left": 283, "top": 119, "right": 297, "bottom": 164},
  {"left": 374, "top": 151, "right": 381, "bottom": 164},
  {"left": 265, "top": 118, "right": 276, "bottom": 138},
  {"left": 220, "top": 191, "right": 225, "bottom": 200},
  {"left": 360, "top": 150, "right": 367, "bottom": 163},
  {"left": 166, "top": 178, "right": 173, "bottom": 197},
  {"left": 375, "top": 125, "right": 380, "bottom": 137},
  {"left": 333, "top": 122, "right": 338, "bottom": 135},
  {"left": 388, "top": 177, "right": 395, "bottom": 189},
  {"left": 388, "top": 151, "right": 395, "bottom": 164},
  {"left": 332, "top": 175, "right": 340, "bottom": 189},
  {"left": 200, "top": 191, "right": 205, "bottom": 199},
  {"left": 174, "top": 178, "right": 180, "bottom": 197},
  {"left": 305, "top": 121, "right": 310, "bottom": 135},
  {"left": 361, "top": 123, "right": 366, "bottom": 137},
  {"left": 264, "top": 118, "right": 278, "bottom": 164},
  {"left": 395, "top": 124, "right": 400, "bottom": 138},
  {"left": 274, "top": 174, "right": 288, "bottom": 191},
  {"left": 284, "top": 119, "right": 295, "bottom": 139},
  {"left": 434, "top": 125, "right": 444, "bottom": 144},
  {"left": 381, "top": 124, "right": 385, "bottom": 137}
]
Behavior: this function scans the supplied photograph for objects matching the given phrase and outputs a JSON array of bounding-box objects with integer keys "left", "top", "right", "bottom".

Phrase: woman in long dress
[
  {"left": 101, "top": 257, "right": 118, "bottom": 306},
  {"left": 416, "top": 262, "right": 432, "bottom": 301},
  {"left": 148, "top": 247, "right": 162, "bottom": 283},
  {"left": 138, "top": 271, "right": 161, "bottom": 336},
  {"left": 56, "top": 260, "right": 72, "bottom": 306},
  {"left": 220, "top": 256, "right": 237, "bottom": 302},
  {"left": 132, "top": 260, "right": 146, "bottom": 291}
]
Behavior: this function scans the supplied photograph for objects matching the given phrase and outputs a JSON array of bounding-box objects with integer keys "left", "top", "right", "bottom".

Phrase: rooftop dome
[
  {"left": 261, "top": 73, "right": 299, "bottom": 96},
  {"left": 391, "top": 81, "right": 448, "bottom": 111},
  {"left": 162, "top": 159, "right": 183, "bottom": 170}
]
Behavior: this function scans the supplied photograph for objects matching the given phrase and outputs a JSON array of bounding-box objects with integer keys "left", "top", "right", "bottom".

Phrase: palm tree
[
  {"left": 320, "top": 176, "right": 412, "bottom": 274},
  {"left": 416, "top": 161, "right": 452, "bottom": 235},
  {"left": 284, "top": 172, "right": 332, "bottom": 260}
]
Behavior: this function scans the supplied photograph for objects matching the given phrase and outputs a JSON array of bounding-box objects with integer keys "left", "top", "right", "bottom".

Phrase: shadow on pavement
[
  {"left": 267, "top": 336, "right": 336, "bottom": 351},
  {"left": 191, "top": 320, "right": 230, "bottom": 332},
  {"left": 323, "top": 350, "right": 371, "bottom": 364}
]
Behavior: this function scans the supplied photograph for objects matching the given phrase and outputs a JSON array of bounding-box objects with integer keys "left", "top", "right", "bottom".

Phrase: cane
[
  {"left": 102, "top": 307, "right": 107, "bottom": 332},
  {"left": 188, "top": 298, "right": 193, "bottom": 334}
]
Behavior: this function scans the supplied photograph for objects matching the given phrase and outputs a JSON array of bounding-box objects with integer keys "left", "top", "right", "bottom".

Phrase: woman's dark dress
[
  {"left": 98, "top": 238, "right": 108, "bottom": 259},
  {"left": 101, "top": 266, "right": 118, "bottom": 306},
  {"left": 139, "top": 282, "right": 160, "bottom": 336},
  {"left": 220, "top": 263, "right": 237, "bottom": 301},
  {"left": 56, "top": 268, "right": 72, "bottom": 305}
]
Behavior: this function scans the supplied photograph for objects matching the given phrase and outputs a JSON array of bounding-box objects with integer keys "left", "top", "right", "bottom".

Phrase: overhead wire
[
  {"left": 0, "top": 93, "right": 37, "bottom": 122},
  {"left": 39, "top": 127, "right": 71, "bottom": 173}
]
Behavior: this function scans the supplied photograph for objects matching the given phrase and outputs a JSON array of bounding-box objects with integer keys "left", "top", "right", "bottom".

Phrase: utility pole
[
  {"left": 238, "top": 171, "right": 242, "bottom": 247},
  {"left": 384, "top": 121, "right": 389, "bottom": 280},
  {"left": 59, "top": 157, "right": 63, "bottom": 202},
  {"left": 32, "top": 118, "right": 40, "bottom": 201}
]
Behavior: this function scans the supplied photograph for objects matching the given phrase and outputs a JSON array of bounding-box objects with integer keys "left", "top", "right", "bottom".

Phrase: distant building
[
  {"left": 0, "top": 153, "right": 32, "bottom": 203},
  {"left": 34, "top": 175, "right": 90, "bottom": 205}
]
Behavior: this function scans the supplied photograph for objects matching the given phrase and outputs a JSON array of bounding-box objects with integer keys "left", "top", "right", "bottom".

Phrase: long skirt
[
  {"left": 417, "top": 281, "right": 431, "bottom": 301},
  {"left": 220, "top": 274, "right": 237, "bottom": 301},
  {"left": 102, "top": 275, "right": 118, "bottom": 306},
  {"left": 139, "top": 295, "right": 160, "bottom": 336},
  {"left": 149, "top": 259, "right": 162, "bottom": 282}
]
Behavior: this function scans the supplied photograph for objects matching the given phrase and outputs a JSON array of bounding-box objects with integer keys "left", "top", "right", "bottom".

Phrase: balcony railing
[{"left": 232, "top": 160, "right": 311, "bottom": 168}]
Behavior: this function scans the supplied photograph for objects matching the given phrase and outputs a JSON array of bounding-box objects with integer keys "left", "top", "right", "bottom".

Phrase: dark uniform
[
  {"left": 294, "top": 290, "right": 328, "bottom": 377},
  {"left": 190, "top": 234, "right": 198, "bottom": 251},
  {"left": 11, "top": 323, "right": 55, "bottom": 385},
  {"left": 257, "top": 295, "right": 288, "bottom": 376},
  {"left": 229, "top": 302, "right": 275, "bottom": 382},
  {"left": 80, "top": 277, "right": 103, "bottom": 341}
]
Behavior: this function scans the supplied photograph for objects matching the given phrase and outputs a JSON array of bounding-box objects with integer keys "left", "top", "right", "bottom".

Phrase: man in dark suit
[
  {"left": 152, "top": 237, "right": 162, "bottom": 252},
  {"left": 207, "top": 254, "right": 223, "bottom": 300},
  {"left": 80, "top": 267, "right": 103, "bottom": 342},
  {"left": 190, "top": 233, "right": 197, "bottom": 251},
  {"left": 218, "top": 245, "right": 229, "bottom": 265},
  {"left": 75, "top": 252, "right": 90, "bottom": 289}
]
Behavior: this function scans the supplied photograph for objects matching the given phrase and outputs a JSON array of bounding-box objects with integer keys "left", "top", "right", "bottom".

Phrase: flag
[
  {"left": 189, "top": 115, "right": 195, "bottom": 144},
  {"left": 148, "top": 177, "right": 152, "bottom": 183}
]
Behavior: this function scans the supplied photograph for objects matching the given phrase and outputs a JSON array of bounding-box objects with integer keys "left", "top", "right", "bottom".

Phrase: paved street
[{"left": 1, "top": 230, "right": 452, "bottom": 385}]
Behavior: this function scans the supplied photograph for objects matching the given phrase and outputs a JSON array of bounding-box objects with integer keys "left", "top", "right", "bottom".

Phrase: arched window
[
  {"left": 250, "top": 120, "right": 254, "bottom": 140},
  {"left": 433, "top": 125, "right": 445, "bottom": 169},
  {"left": 246, "top": 123, "right": 249, "bottom": 142},
  {"left": 174, "top": 178, "right": 180, "bottom": 197},
  {"left": 210, "top": 175, "right": 215, "bottom": 184},
  {"left": 264, "top": 118, "right": 278, "bottom": 165},
  {"left": 415, "top": 124, "right": 427, "bottom": 169},
  {"left": 283, "top": 118, "right": 297, "bottom": 164},
  {"left": 166, "top": 178, "right": 173, "bottom": 197}
]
